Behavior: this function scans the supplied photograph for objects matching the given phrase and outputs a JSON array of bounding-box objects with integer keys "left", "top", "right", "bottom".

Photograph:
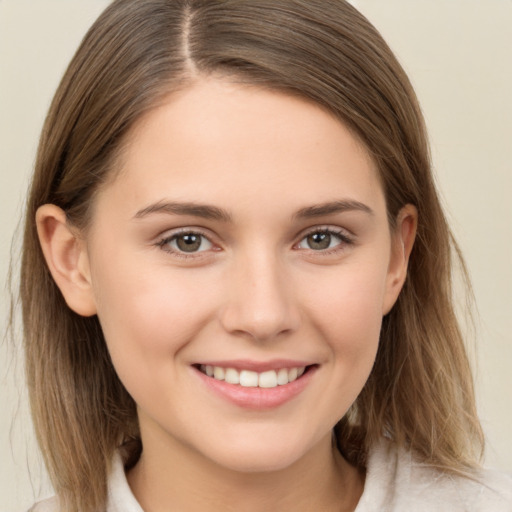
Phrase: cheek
[
  {"left": 280, "top": 258, "right": 388, "bottom": 430},
  {"left": 300, "top": 256, "right": 388, "bottom": 387},
  {"left": 90, "top": 251, "right": 218, "bottom": 370}
]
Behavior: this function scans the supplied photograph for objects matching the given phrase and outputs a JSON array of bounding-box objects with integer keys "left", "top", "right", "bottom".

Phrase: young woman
[{"left": 20, "top": 1, "right": 511, "bottom": 511}]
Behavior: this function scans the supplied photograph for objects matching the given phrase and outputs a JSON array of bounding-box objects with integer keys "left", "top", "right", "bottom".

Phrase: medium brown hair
[{"left": 20, "top": 1, "right": 484, "bottom": 510}]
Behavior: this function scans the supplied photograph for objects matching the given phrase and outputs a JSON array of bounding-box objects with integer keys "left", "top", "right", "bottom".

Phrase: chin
[
  {"left": 211, "top": 451, "right": 301, "bottom": 474},
  {"left": 197, "top": 432, "right": 321, "bottom": 474}
]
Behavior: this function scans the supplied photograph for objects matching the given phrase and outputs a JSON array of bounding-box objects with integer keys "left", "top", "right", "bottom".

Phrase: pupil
[
  {"left": 177, "top": 234, "right": 201, "bottom": 252},
  {"left": 308, "top": 232, "right": 330, "bottom": 250}
]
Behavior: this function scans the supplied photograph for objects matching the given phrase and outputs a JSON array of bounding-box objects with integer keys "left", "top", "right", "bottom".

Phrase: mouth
[
  {"left": 192, "top": 362, "right": 318, "bottom": 409},
  {"left": 193, "top": 364, "right": 315, "bottom": 388},
  {"left": 193, "top": 364, "right": 318, "bottom": 389}
]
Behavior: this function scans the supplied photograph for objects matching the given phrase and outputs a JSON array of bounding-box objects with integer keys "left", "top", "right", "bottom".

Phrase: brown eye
[
  {"left": 306, "top": 232, "right": 332, "bottom": 250},
  {"left": 161, "top": 232, "right": 213, "bottom": 254},
  {"left": 176, "top": 234, "right": 203, "bottom": 252},
  {"left": 297, "top": 229, "right": 351, "bottom": 252}
]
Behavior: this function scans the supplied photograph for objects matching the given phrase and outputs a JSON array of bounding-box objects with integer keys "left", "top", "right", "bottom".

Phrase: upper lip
[{"left": 193, "top": 359, "right": 315, "bottom": 372}]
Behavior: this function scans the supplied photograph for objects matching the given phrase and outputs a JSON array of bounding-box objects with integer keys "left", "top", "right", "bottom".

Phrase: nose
[{"left": 219, "top": 250, "right": 301, "bottom": 342}]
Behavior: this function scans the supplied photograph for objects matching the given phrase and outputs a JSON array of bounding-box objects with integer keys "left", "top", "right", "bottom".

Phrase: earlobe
[
  {"left": 36, "top": 204, "right": 97, "bottom": 317},
  {"left": 382, "top": 204, "right": 418, "bottom": 315}
]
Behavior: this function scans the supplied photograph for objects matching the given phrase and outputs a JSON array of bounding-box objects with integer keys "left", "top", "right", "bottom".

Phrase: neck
[{"left": 127, "top": 427, "right": 364, "bottom": 512}]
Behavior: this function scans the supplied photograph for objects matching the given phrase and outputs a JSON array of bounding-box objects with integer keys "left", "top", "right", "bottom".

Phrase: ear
[
  {"left": 36, "top": 204, "right": 97, "bottom": 317},
  {"left": 382, "top": 204, "right": 418, "bottom": 315}
]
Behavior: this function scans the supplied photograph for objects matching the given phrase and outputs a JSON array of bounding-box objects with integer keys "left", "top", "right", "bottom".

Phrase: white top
[{"left": 31, "top": 441, "right": 512, "bottom": 511}]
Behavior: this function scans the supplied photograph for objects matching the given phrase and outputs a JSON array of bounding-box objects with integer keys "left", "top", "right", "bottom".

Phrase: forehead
[{"left": 95, "top": 78, "right": 385, "bottom": 222}]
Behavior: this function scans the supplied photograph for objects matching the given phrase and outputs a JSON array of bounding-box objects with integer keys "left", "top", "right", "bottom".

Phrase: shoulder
[
  {"left": 357, "top": 440, "right": 512, "bottom": 512},
  {"left": 28, "top": 451, "right": 143, "bottom": 512},
  {"left": 28, "top": 496, "right": 59, "bottom": 512}
]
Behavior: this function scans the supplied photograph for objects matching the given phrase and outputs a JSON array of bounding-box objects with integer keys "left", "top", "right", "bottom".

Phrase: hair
[{"left": 19, "top": 1, "right": 484, "bottom": 511}]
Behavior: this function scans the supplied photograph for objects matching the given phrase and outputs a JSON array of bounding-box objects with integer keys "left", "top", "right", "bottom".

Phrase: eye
[
  {"left": 158, "top": 231, "right": 213, "bottom": 257},
  {"left": 296, "top": 228, "right": 352, "bottom": 252}
]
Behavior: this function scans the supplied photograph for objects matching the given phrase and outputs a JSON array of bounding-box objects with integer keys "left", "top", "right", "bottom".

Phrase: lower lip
[{"left": 194, "top": 366, "right": 317, "bottom": 410}]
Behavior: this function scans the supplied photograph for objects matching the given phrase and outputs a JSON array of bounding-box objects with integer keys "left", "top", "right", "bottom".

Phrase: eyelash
[
  {"left": 156, "top": 227, "right": 354, "bottom": 260},
  {"left": 157, "top": 229, "right": 216, "bottom": 260},
  {"left": 296, "top": 228, "right": 354, "bottom": 254}
]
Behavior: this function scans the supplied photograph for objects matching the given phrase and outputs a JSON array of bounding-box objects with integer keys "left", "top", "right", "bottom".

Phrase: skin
[{"left": 37, "top": 78, "right": 417, "bottom": 511}]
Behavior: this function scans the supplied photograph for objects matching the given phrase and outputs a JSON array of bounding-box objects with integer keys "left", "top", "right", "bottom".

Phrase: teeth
[
  {"left": 225, "top": 368, "right": 240, "bottom": 385},
  {"left": 200, "top": 365, "right": 307, "bottom": 388},
  {"left": 258, "top": 370, "right": 277, "bottom": 388},
  {"left": 277, "top": 368, "right": 289, "bottom": 385},
  {"left": 213, "top": 366, "right": 225, "bottom": 380},
  {"left": 240, "top": 370, "right": 259, "bottom": 387}
]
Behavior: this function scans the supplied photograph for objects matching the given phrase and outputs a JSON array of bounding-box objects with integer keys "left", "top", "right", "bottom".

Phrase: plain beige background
[{"left": 1, "top": 1, "right": 511, "bottom": 511}]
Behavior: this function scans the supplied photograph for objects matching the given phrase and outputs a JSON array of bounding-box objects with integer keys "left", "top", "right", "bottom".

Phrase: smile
[
  {"left": 193, "top": 362, "right": 317, "bottom": 409},
  {"left": 199, "top": 365, "right": 306, "bottom": 388}
]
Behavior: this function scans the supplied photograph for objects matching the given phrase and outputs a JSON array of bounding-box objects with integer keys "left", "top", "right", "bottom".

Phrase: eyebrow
[
  {"left": 134, "top": 201, "right": 232, "bottom": 222},
  {"left": 133, "top": 199, "right": 374, "bottom": 222},
  {"left": 293, "top": 200, "right": 374, "bottom": 220}
]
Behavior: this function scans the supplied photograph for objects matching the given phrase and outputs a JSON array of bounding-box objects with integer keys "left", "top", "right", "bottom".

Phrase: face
[{"left": 72, "top": 79, "right": 411, "bottom": 473}]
